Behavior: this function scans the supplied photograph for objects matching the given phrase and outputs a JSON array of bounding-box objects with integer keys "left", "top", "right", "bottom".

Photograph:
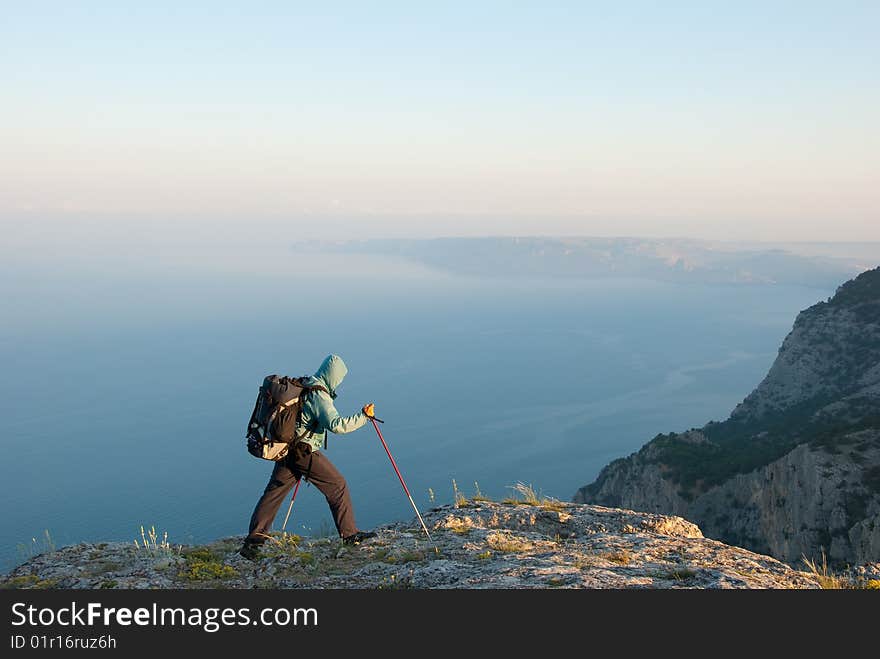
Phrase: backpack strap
[{"left": 295, "top": 382, "right": 331, "bottom": 449}]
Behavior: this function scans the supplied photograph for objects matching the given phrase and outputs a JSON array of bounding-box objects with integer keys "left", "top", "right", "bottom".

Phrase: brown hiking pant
[{"left": 246, "top": 450, "right": 357, "bottom": 543}]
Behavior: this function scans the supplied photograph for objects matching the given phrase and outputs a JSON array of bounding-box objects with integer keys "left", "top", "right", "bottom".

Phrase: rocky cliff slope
[
  {"left": 575, "top": 266, "right": 880, "bottom": 566},
  {"left": 1, "top": 501, "right": 828, "bottom": 590}
]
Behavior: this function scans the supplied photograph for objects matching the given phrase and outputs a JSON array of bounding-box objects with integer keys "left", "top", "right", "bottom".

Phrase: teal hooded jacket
[{"left": 296, "top": 354, "right": 368, "bottom": 453}]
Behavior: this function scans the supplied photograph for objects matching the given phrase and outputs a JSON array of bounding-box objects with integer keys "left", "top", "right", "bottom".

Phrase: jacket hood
[{"left": 313, "top": 354, "right": 348, "bottom": 397}]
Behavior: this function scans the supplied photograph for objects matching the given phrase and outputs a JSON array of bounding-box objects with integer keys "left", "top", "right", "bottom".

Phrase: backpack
[{"left": 245, "top": 375, "right": 327, "bottom": 462}]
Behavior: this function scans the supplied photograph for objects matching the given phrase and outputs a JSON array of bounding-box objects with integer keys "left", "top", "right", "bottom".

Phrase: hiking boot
[
  {"left": 342, "top": 530, "right": 377, "bottom": 546},
  {"left": 238, "top": 541, "right": 263, "bottom": 561}
]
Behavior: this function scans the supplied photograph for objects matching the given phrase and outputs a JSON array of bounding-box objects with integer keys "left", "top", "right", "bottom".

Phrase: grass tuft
[
  {"left": 505, "top": 482, "right": 541, "bottom": 505},
  {"left": 444, "top": 518, "right": 472, "bottom": 535},
  {"left": 178, "top": 546, "right": 237, "bottom": 581},
  {"left": 178, "top": 558, "right": 237, "bottom": 582},
  {"left": 1, "top": 574, "right": 58, "bottom": 589},
  {"left": 502, "top": 482, "right": 565, "bottom": 511},
  {"left": 452, "top": 479, "right": 469, "bottom": 507},
  {"left": 16, "top": 530, "right": 56, "bottom": 563},
  {"left": 486, "top": 531, "right": 532, "bottom": 553},
  {"left": 133, "top": 525, "right": 180, "bottom": 558},
  {"left": 261, "top": 532, "right": 302, "bottom": 558},
  {"left": 293, "top": 550, "right": 315, "bottom": 566},
  {"left": 396, "top": 550, "right": 426, "bottom": 563},
  {"left": 801, "top": 552, "right": 848, "bottom": 589},
  {"left": 472, "top": 481, "right": 492, "bottom": 502},
  {"left": 600, "top": 550, "right": 633, "bottom": 565}
]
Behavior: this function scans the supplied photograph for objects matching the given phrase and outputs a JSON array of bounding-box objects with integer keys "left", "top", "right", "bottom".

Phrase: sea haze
[{"left": 0, "top": 242, "right": 839, "bottom": 572}]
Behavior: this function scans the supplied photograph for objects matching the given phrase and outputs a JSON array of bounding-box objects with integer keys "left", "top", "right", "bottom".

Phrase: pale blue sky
[{"left": 1, "top": 1, "right": 878, "bottom": 243}]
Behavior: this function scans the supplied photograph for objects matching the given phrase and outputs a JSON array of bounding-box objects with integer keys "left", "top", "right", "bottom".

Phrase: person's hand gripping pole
[{"left": 362, "top": 402, "right": 383, "bottom": 423}]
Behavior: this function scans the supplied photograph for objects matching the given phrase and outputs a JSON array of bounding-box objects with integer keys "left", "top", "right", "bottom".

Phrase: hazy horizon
[{"left": 4, "top": 214, "right": 880, "bottom": 253}]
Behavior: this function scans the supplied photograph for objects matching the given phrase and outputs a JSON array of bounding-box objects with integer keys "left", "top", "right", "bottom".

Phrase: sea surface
[{"left": 0, "top": 246, "right": 834, "bottom": 572}]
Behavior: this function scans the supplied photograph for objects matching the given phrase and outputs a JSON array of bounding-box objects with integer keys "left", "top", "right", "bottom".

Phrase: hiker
[{"left": 240, "top": 354, "right": 377, "bottom": 560}]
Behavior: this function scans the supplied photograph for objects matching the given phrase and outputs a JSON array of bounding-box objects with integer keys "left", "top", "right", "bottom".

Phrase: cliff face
[
  {"left": 0, "top": 501, "right": 822, "bottom": 590},
  {"left": 689, "top": 437, "right": 880, "bottom": 563},
  {"left": 575, "top": 266, "right": 880, "bottom": 567},
  {"left": 731, "top": 267, "right": 880, "bottom": 421}
]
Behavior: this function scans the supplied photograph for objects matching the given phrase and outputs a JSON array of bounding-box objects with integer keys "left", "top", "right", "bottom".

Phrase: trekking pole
[
  {"left": 280, "top": 477, "right": 302, "bottom": 534},
  {"left": 369, "top": 417, "right": 434, "bottom": 546}
]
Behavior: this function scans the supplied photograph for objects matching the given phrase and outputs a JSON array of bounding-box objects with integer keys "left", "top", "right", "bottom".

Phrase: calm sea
[{"left": 0, "top": 246, "right": 832, "bottom": 572}]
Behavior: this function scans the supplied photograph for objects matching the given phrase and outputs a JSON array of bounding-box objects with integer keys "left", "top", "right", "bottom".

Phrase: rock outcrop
[
  {"left": 0, "top": 501, "right": 822, "bottom": 589},
  {"left": 576, "top": 266, "right": 880, "bottom": 567}
]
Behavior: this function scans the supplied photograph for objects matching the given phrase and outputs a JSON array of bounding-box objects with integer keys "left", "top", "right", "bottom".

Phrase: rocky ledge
[{"left": 1, "top": 501, "right": 848, "bottom": 589}]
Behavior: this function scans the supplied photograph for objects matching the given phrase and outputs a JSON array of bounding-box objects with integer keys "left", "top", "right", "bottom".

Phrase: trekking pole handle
[{"left": 366, "top": 414, "right": 384, "bottom": 423}]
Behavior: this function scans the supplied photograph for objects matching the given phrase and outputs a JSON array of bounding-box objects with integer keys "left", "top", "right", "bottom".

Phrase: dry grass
[
  {"left": 600, "top": 550, "right": 633, "bottom": 565},
  {"left": 501, "top": 482, "right": 566, "bottom": 512},
  {"left": 504, "top": 482, "right": 541, "bottom": 505},
  {"left": 471, "top": 481, "right": 492, "bottom": 503},
  {"left": 486, "top": 531, "right": 533, "bottom": 553},
  {"left": 798, "top": 552, "right": 880, "bottom": 590},
  {"left": 801, "top": 552, "right": 849, "bottom": 589},
  {"left": 16, "top": 530, "right": 56, "bottom": 563},
  {"left": 133, "top": 525, "right": 181, "bottom": 559},
  {"left": 261, "top": 532, "right": 303, "bottom": 559},
  {"left": 452, "top": 479, "right": 469, "bottom": 507},
  {"left": 385, "top": 550, "right": 426, "bottom": 564},
  {"left": 444, "top": 518, "right": 473, "bottom": 535},
  {"left": 1, "top": 574, "right": 59, "bottom": 589}
]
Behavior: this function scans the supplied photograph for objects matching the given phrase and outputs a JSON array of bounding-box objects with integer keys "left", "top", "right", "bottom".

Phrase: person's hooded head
[{"left": 313, "top": 354, "right": 348, "bottom": 399}]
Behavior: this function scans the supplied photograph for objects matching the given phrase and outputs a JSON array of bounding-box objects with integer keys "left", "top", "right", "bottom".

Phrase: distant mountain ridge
[
  {"left": 574, "top": 266, "right": 880, "bottom": 566},
  {"left": 296, "top": 236, "right": 871, "bottom": 287}
]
